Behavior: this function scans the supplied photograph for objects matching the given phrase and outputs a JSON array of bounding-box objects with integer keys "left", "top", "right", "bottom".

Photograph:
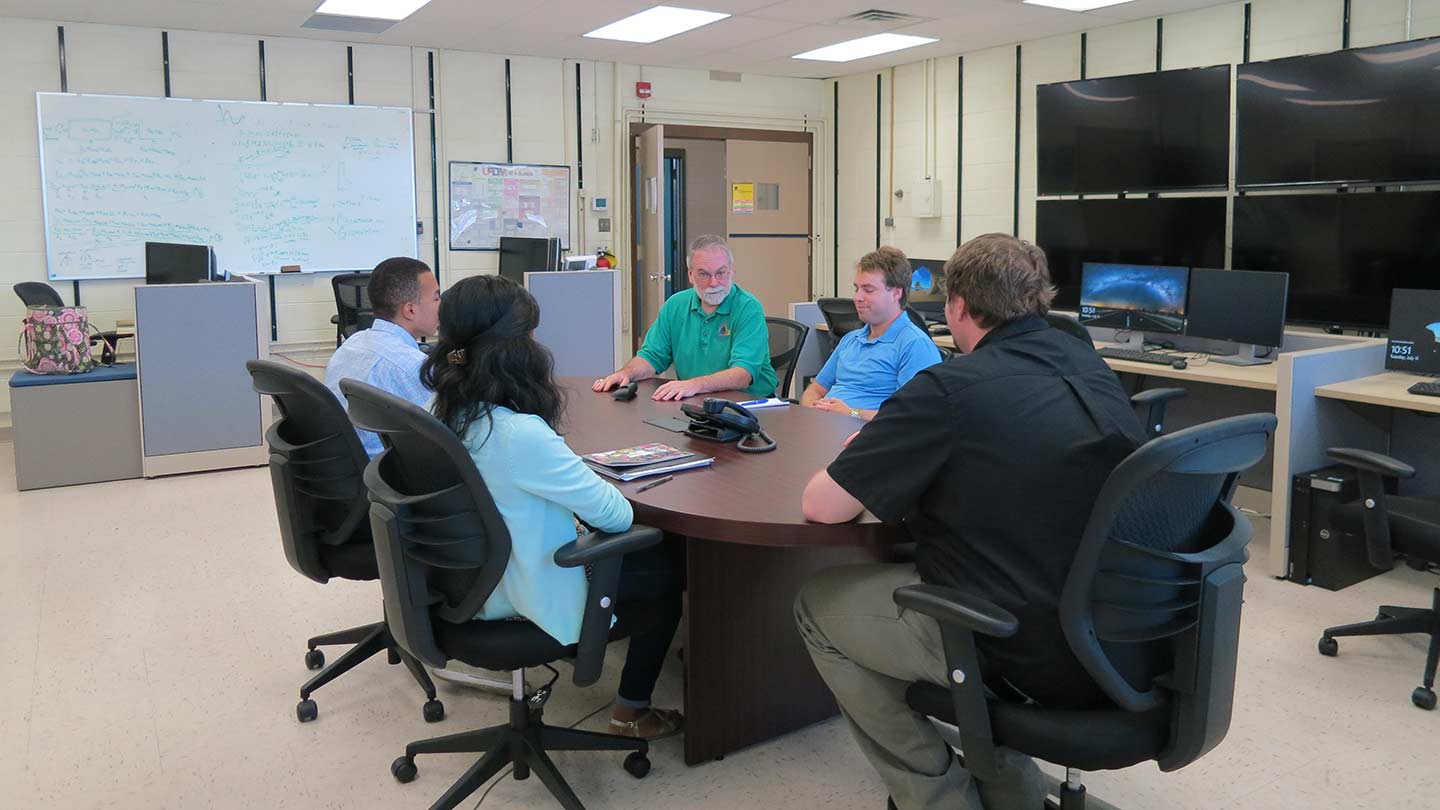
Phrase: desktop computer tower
[{"left": 1288, "top": 465, "right": 1386, "bottom": 590}]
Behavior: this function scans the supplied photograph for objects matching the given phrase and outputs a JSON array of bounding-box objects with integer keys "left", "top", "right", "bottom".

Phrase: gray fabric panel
[
  {"left": 528, "top": 271, "right": 616, "bottom": 378},
  {"left": 136, "top": 284, "right": 261, "bottom": 457}
]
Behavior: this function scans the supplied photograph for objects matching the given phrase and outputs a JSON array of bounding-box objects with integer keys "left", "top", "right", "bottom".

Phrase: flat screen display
[
  {"left": 498, "top": 236, "right": 556, "bottom": 286},
  {"left": 1237, "top": 37, "right": 1440, "bottom": 186},
  {"left": 1035, "top": 197, "right": 1227, "bottom": 310},
  {"left": 1185, "top": 268, "right": 1289, "bottom": 348},
  {"left": 906, "top": 257, "right": 947, "bottom": 304},
  {"left": 1231, "top": 191, "right": 1440, "bottom": 329},
  {"left": 1038, "top": 65, "right": 1231, "bottom": 195},
  {"left": 1078, "top": 263, "right": 1189, "bottom": 333},
  {"left": 1386, "top": 289, "right": 1440, "bottom": 374},
  {"left": 145, "top": 242, "right": 213, "bottom": 285}
]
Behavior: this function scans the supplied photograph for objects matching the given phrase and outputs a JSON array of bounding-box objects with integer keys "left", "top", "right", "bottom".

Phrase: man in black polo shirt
[{"left": 794, "top": 234, "right": 1146, "bottom": 810}]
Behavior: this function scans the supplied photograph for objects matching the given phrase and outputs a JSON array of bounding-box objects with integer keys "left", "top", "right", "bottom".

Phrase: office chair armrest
[
  {"left": 893, "top": 583, "right": 1012, "bottom": 782},
  {"left": 556, "top": 525, "right": 663, "bottom": 687},
  {"left": 1327, "top": 447, "right": 1416, "bottom": 479},
  {"left": 893, "top": 584, "right": 1019, "bottom": 638},
  {"left": 1327, "top": 448, "right": 1408, "bottom": 570},
  {"left": 1130, "top": 387, "right": 1187, "bottom": 406},
  {"left": 554, "top": 525, "right": 663, "bottom": 568}
]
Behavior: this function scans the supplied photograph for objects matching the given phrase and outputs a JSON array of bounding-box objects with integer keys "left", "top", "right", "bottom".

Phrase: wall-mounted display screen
[
  {"left": 1038, "top": 65, "right": 1231, "bottom": 195},
  {"left": 1237, "top": 37, "right": 1440, "bottom": 186}
]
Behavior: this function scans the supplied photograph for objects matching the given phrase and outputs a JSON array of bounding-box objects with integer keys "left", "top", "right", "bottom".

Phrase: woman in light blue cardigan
[{"left": 420, "top": 275, "right": 684, "bottom": 740}]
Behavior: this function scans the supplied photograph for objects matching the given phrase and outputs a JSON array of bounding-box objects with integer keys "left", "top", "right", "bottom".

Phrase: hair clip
[{"left": 446, "top": 348, "right": 466, "bottom": 365}]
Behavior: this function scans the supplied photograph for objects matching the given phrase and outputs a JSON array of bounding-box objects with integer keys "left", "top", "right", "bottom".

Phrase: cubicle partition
[
  {"left": 134, "top": 278, "right": 270, "bottom": 477},
  {"left": 527, "top": 270, "right": 621, "bottom": 378}
]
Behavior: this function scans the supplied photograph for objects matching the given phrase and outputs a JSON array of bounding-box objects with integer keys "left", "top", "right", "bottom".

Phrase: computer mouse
[
  {"left": 611, "top": 382, "right": 638, "bottom": 401},
  {"left": 1171, "top": 358, "right": 1188, "bottom": 370}
]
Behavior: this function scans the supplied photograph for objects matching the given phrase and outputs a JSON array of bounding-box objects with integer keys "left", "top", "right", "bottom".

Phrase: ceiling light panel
[
  {"left": 793, "top": 33, "right": 938, "bottom": 62},
  {"left": 1022, "top": 0, "right": 1136, "bottom": 11},
  {"left": 313, "top": 0, "right": 434, "bottom": 21},
  {"left": 584, "top": 6, "right": 732, "bottom": 44}
]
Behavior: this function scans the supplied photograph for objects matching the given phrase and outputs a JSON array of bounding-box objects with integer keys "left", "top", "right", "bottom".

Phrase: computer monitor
[
  {"left": 145, "top": 242, "right": 215, "bottom": 284},
  {"left": 1078, "top": 262, "right": 1189, "bottom": 344},
  {"left": 498, "top": 236, "right": 558, "bottom": 286},
  {"left": 1184, "top": 268, "right": 1289, "bottom": 365},
  {"left": 901, "top": 256, "right": 948, "bottom": 323},
  {"left": 1385, "top": 289, "right": 1440, "bottom": 376}
]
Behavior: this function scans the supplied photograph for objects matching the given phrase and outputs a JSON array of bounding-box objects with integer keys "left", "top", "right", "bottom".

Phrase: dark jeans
[{"left": 611, "top": 539, "right": 685, "bottom": 707}]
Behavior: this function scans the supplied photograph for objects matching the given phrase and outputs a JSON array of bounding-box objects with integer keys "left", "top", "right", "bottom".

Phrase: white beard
[{"left": 699, "top": 285, "right": 730, "bottom": 306}]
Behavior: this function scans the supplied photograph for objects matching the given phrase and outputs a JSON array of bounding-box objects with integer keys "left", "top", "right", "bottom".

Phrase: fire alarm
[{"left": 635, "top": 81, "right": 652, "bottom": 99}]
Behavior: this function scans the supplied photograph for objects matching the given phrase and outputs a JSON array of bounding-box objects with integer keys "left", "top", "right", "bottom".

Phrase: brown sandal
[{"left": 609, "top": 707, "right": 686, "bottom": 741}]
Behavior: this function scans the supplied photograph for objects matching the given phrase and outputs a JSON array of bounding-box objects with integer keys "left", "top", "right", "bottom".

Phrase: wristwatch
[{"left": 849, "top": 408, "right": 860, "bottom": 419}]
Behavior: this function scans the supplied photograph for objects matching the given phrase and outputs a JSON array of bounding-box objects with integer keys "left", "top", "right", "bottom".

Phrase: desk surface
[
  {"left": 930, "top": 334, "right": 1279, "bottom": 392},
  {"left": 559, "top": 377, "right": 888, "bottom": 547},
  {"left": 1313, "top": 371, "right": 1440, "bottom": 415}
]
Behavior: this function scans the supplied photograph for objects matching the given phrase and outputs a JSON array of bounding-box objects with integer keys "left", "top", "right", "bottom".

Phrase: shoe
[{"left": 609, "top": 707, "right": 686, "bottom": 741}]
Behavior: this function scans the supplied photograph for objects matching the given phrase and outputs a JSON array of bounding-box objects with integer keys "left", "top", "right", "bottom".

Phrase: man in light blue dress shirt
[
  {"left": 802, "top": 247, "right": 943, "bottom": 420},
  {"left": 324, "top": 257, "right": 441, "bottom": 457}
]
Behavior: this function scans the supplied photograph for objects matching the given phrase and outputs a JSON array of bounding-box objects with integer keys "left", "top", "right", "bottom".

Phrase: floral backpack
[{"left": 18, "top": 305, "right": 110, "bottom": 374}]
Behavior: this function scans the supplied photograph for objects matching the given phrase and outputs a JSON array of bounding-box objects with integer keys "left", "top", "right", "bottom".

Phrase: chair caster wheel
[
  {"left": 392, "top": 756, "right": 417, "bottom": 783},
  {"left": 304, "top": 649, "right": 325, "bottom": 670},
  {"left": 297, "top": 699, "right": 318, "bottom": 722},
  {"left": 1413, "top": 687, "right": 1437, "bottom": 711},
  {"left": 623, "top": 751, "right": 651, "bottom": 779},
  {"left": 422, "top": 699, "right": 445, "bottom": 723},
  {"left": 1317, "top": 637, "right": 1338, "bottom": 657}
]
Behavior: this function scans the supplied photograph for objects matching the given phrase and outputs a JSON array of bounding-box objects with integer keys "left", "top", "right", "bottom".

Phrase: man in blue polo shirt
[{"left": 802, "top": 247, "right": 942, "bottom": 420}]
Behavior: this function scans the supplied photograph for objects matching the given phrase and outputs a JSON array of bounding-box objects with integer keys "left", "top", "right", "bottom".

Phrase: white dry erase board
[
  {"left": 37, "top": 92, "right": 418, "bottom": 281},
  {"left": 448, "top": 161, "right": 571, "bottom": 250}
]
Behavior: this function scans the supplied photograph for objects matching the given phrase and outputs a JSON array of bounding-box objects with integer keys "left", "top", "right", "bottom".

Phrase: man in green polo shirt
[{"left": 594, "top": 234, "right": 778, "bottom": 401}]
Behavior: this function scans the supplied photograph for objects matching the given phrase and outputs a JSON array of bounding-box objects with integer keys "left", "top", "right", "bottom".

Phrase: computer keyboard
[
  {"left": 1097, "top": 347, "right": 1182, "bottom": 366},
  {"left": 1408, "top": 380, "right": 1440, "bottom": 397}
]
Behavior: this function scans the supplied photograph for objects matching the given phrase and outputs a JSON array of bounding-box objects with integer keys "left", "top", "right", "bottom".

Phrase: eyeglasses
[{"left": 694, "top": 268, "right": 732, "bottom": 284}]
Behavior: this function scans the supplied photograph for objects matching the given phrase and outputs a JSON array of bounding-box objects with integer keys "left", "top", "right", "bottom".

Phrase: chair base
[
  {"left": 1319, "top": 587, "right": 1440, "bottom": 710},
  {"left": 296, "top": 619, "right": 441, "bottom": 723},
  {"left": 392, "top": 679, "right": 649, "bottom": 810}
]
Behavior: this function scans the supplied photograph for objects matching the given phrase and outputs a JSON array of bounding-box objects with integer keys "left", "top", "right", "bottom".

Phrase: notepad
[
  {"left": 585, "top": 456, "right": 714, "bottom": 482},
  {"left": 583, "top": 442, "right": 693, "bottom": 468}
]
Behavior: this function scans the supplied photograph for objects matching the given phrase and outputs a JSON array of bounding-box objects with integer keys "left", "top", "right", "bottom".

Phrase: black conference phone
[{"left": 681, "top": 398, "right": 777, "bottom": 453}]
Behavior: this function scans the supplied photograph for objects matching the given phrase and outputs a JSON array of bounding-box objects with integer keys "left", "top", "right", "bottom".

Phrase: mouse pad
[{"left": 643, "top": 415, "right": 692, "bottom": 433}]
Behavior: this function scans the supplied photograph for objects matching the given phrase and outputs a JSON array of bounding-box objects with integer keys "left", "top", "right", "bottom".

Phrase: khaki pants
[{"left": 794, "top": 563, "right": 1045, "bottom": 810}]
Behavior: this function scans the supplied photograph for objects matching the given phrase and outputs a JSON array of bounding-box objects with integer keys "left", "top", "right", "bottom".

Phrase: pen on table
[{"left": 635, "top": 475, "right": 674, "bottom": 493}]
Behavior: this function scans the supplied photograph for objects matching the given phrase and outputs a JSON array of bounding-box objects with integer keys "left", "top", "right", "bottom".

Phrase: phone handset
[{"left": 680, "top": 398, "right": 777, "bottom": 453}]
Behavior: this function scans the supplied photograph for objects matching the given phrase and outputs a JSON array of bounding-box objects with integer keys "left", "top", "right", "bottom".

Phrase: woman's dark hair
[{"left": 421, "top": 274, "right": 565, "bottom": 442}]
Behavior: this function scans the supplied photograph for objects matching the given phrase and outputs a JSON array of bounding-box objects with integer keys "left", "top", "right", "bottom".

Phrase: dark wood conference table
[{"left": 559, "top": 377, "right": 896, "bottom": 765}]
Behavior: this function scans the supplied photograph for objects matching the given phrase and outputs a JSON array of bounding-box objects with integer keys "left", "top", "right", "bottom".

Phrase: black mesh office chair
[
  {"left": 1317, "top": 447, "right": 1440, "bottom": 710},
  {"left": 14, "top": 282, "right": 132, "bottom": 364},
  {"left": 1045, "top": 312, "right": 1186, "bottom": 440},
  {"left": 332, "top": 272, "right": 374, "bottom": 346},
  {"left": 904, "top": 305, "right": 929, "bottom": 333},
  {"left": 13, "top": 282, "right": 64, "bottom": 308},
  {"left": 341, "top": 379, "right": 663, "bottom": 810},
  {"left": 817, "top": 297, "right": 864, "bottom": 350},
  {"left": 767, "top": 316, "right": 808, "bottom": 400},
  {"left": 898, "top": 413, "right": 1275, "bottom": 810},
  {"left": 246, "top": 360, "right": 442, "bottom": 724}
]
